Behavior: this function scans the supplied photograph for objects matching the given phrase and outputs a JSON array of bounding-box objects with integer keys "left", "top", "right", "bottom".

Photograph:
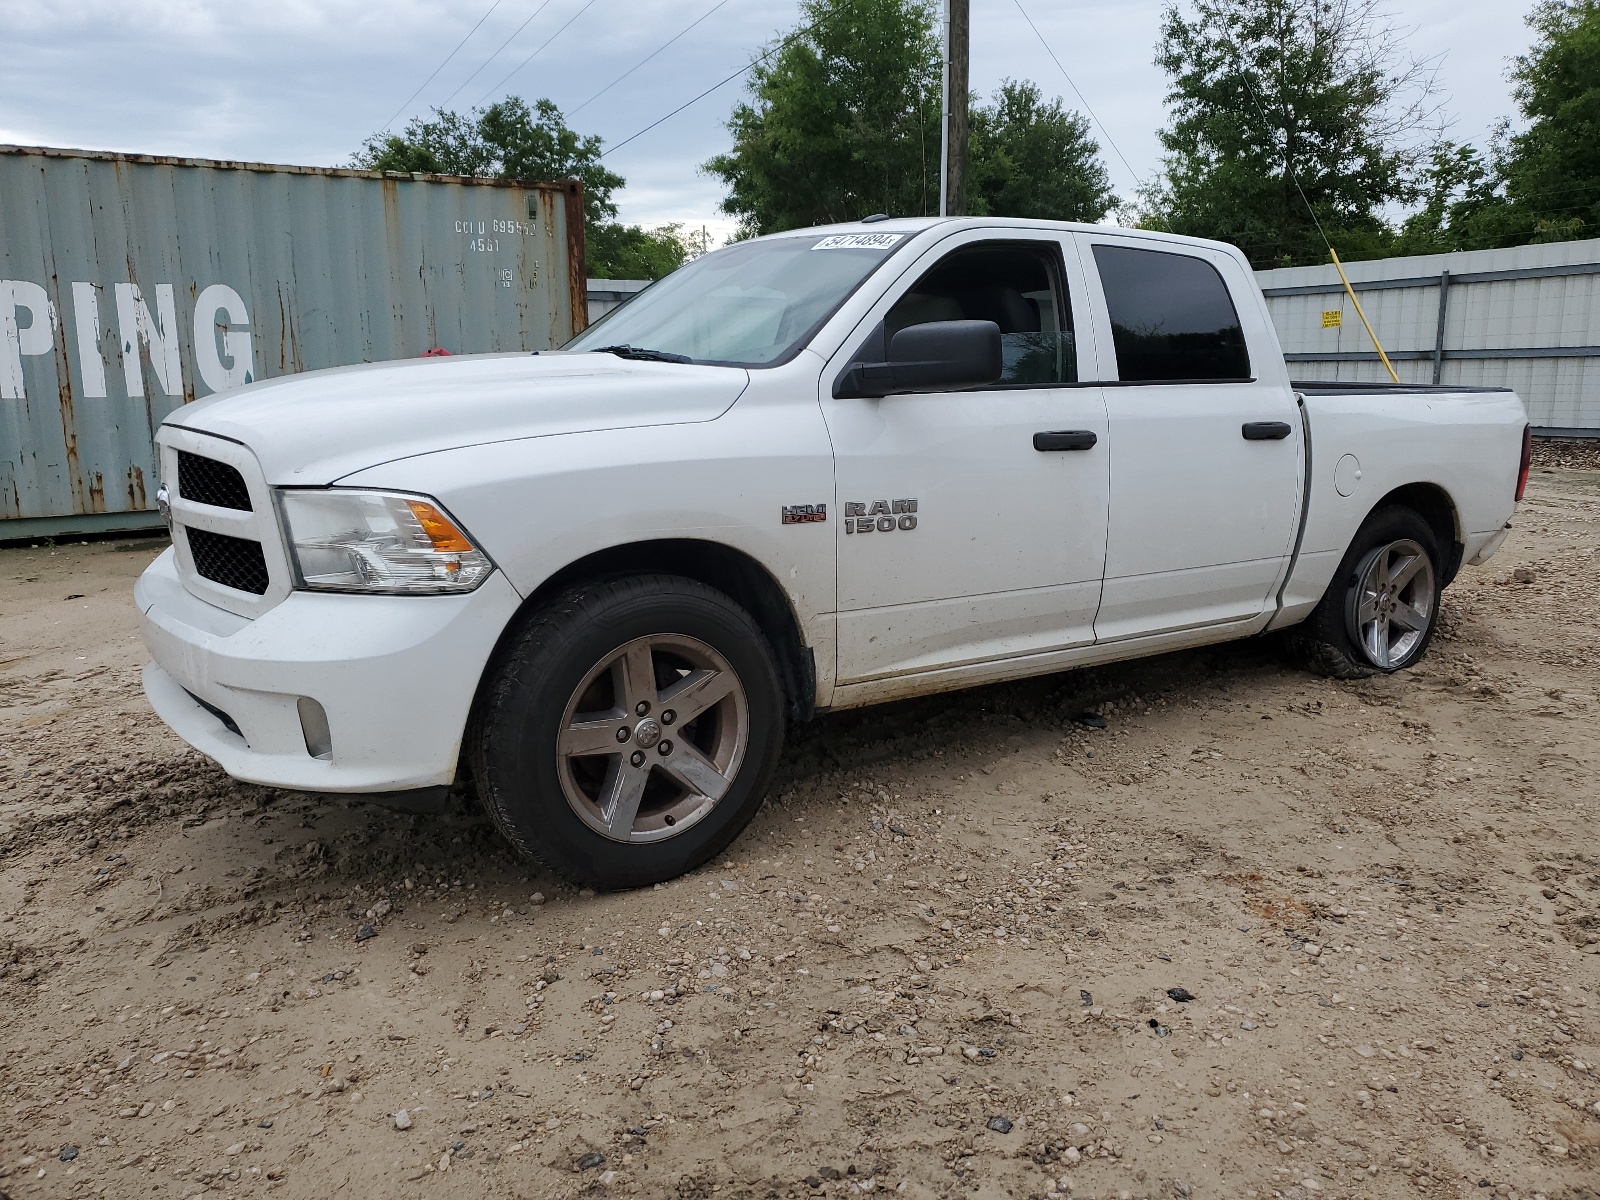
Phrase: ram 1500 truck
[{"left": 135, "top": 218, "right": 1531, "bottom": 887}]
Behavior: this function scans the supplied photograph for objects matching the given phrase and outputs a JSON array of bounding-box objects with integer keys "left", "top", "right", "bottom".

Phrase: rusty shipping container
[{"left": 0, "top": 144, "right": 588, "bottom": 538}]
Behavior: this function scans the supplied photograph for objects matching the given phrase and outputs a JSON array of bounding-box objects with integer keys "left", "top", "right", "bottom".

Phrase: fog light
[{"left": 298, "top": 697, "right": 332, "bottom": 759}]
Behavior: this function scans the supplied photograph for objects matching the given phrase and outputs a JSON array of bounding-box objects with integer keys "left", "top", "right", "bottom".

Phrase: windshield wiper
[{"left": 591, "top": 344, "right": 693, "bottom": 364}]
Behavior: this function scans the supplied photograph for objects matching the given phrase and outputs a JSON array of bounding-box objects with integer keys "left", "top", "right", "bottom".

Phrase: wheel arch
[
  {"left": 494, "top": 539, "right": 817, "bottom": 723},
  {"left": 1366, "top": 482, "right": 1463, "bottom": 584}
]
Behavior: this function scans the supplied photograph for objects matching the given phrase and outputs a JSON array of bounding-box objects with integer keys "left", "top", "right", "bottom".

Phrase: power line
[
  {"left": 599, "top": 0, "right": 872, "bottom": 160},
  {"left": 474, "top": 0, "right": 607, "bottom": 107},
  {"left": 1219, "top": 36, "right": 1396, "bottom": 376},
  {"left": 1467, "top": 177, "right": 1600, "bottom": 205},
  {"left": 571, "top": 0, "right": 732, "bottom": 116},
  {"left": 597, "top": 58, "right": 753, "bottom": 159},
  {"left": 380, "top": 0, "right": 507, "bottom": 131},
  {"left": 436, "top": 0, "right": 560, "bottom": 112},
  {"left": 1223, "top": 37, "right": 1336, "bottom": 255},
  {"left": 1008, "top": 0, "right": 1141, "bottom": 187}
]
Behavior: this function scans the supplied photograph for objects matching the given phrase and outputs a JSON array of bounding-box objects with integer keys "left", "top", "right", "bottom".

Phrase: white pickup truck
[{"left": 136, "top": 217, "right": 1530, "bottom": 887}]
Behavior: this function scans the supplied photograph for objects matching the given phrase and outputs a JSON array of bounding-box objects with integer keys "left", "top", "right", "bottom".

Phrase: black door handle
[
  {"left": 1242, "top": 421, "right": 1293, "bottom": 440},
  {"left": 1033, "top": 430, "right": 1098, "bottom": 451}
]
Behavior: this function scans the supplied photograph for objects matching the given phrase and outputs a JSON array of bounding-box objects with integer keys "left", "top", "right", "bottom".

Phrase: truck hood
[{"left": 162, "top": 352, "right": 750, "bottom": 484}]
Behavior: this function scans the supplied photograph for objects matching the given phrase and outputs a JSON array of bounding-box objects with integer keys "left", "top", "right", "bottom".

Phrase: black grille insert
[
  {"left": 186, "top": 527, "right": 269, "bottom": 595},
  {"left": 178, "top": 451, "right": 252, "bottom": 511}
]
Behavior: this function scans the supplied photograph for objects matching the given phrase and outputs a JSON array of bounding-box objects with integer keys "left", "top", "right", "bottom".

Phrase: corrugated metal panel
[
  {"left": 587, "top": 277, "right": 651, "bottom": 323},
  {"left": 1256, "top": 238, "right": 1600, "bottom": 432},
  {"left": 0, "top": 144, "right": 586, "bottom": 535}
]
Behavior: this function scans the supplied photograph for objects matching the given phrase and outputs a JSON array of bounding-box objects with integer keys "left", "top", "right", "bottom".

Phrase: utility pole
[{"left": 939, "top": 0, "right": 969, "bottom": 217}]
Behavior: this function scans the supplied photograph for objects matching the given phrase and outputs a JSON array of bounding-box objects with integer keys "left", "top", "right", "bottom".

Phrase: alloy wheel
[
  {"left": 555, "top": 634, "right": 750, "bottom": 843},
  {"left": 1346, "top": 538, "right": 1436, "bottom": 670}
]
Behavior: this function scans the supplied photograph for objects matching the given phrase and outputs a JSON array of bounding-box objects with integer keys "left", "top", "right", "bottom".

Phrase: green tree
[
  {"left": 354, "top": 98, "right": 686, "bottom": 279},
  {"left": 358, "top": 107, "right": 491, "bottom": 175},
  {"left": 587, "top": 223, "right": 698, "bottom": 280},
  {"left": 1392, "top": 140, "right": 1507, "bottom": 254},
  {"left": 1144, "top": 0, "right": 1441, "bottom": 267},
  {"left": 585, "top": 224, "right": 694, "bottom": 281},
  {"left": 1498, "top": 0, "right": 1600, "bottom": 244},
  {"left": 357, "top": 97, "right": 623, "bottom": 229},
  {"left": 967, "top": 80, "right": 1117, "bottom": 222},
  {"left": 1386, "top": 1, "right": 1600, "bottom": 253},
  {"left": 704, "top": 0, "right": 943, "bottom": 234}
]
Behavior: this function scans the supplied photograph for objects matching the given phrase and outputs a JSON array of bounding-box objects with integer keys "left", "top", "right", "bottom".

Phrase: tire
[
  {"left": 1286, "top": 505, "right": 1444, "bottom": 679},
  {"left": 469, "top": 575, "right": 786, "bottom": 889}
]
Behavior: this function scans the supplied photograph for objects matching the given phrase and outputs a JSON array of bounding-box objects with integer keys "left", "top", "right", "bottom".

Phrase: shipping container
[
  {"left": 0, "top": 144, "right": 588, "bottom": 539},
  {"left": 1256, "top": 237, "right": 1600, "bottom": 436}
]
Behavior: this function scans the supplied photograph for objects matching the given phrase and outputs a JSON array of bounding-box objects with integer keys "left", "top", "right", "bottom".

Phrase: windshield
[{"left": 565, "top": 231, "right": 909, "bottom": 366}]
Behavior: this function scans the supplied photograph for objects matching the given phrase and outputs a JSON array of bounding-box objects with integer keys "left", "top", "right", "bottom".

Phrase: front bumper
[{"left": 135, "top": 546, "right": 523, "bottom": 793}]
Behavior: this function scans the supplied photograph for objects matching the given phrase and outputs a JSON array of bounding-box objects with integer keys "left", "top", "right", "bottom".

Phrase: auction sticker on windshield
[{"left": 812, "top": 233, "right": 904, "bottom": 250}]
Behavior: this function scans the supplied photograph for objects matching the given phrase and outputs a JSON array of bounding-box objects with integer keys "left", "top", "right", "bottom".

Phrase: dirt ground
[{"left": 2, "top": 445, "right": 1598, "bottom": 1200}]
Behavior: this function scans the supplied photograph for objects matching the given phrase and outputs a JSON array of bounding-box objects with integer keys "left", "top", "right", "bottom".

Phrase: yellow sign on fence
[{"left": 1322, "top": 310, "right": 1343, "bottom": 328}]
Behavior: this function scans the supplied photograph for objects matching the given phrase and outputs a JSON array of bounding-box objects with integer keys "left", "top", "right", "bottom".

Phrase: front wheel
[
  {"left": 1287, "top": 506, "right": 1443, "bottom": 678},
  {"left": 469, "top": 575, "right": 786, "bottom": 889}
]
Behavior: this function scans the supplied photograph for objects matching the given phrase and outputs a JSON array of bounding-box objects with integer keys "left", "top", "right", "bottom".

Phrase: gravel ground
[
  {"left": 1, "top": 444, "right": 1597, "bottom": 1200},
  {"left": 1534, "top": 441, "right": 1600, "bottom": 473}
]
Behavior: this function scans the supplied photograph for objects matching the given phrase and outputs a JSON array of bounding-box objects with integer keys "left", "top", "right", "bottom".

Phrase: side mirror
[{"left": 836, "top": 319, "right": 1002, "bottom": 398}]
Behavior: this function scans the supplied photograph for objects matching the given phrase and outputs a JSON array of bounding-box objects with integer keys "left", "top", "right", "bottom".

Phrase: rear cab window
[{"left": 1090, "top": 244, "right": 1251, "bottom": 382}]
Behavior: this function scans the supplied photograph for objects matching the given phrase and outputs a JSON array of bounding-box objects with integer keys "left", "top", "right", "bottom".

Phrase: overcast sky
[{"left": 1, "top": 0, "right": 1536, "bottom": 242}]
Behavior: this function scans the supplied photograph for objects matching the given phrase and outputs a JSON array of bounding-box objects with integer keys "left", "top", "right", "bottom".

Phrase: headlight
[{"left": 277, "top": 489, "right": 494, "bottom": 594}]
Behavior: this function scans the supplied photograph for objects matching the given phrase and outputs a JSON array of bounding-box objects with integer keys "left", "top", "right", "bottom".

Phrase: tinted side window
[
  {"left": 1091, "top": 245, "right": 1250, "bottom": 382},
  {"left": 885, "top": 243, "right": 1075, "bottom": 385}
]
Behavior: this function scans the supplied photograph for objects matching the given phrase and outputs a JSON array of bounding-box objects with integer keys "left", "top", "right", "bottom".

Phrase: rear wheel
[
  {"left": 470, "top": 575, "right": 785, "bottom": 889},
  {"left": 1287, "top": 506, "right": 1443, "bottom": 678}
]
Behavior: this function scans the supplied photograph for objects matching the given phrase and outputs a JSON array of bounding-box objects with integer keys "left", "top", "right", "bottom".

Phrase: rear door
[
  {"left": 822, "top": 231, "right": 1110, "bottom": 685},
  {"left": 1076, "top": 235, "right": 1303, "bottom": 641}
]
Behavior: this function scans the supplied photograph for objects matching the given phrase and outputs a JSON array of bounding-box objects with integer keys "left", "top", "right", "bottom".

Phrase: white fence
[{"left": 1257, "top": 238, "right": 1600, "bottom": 435}]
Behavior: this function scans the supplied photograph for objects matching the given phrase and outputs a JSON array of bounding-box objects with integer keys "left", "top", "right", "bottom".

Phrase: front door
[
  {"left": 822, "top": 233, "right": 1111, "bottom": 686},
  {"left": 1078, "top": 235, "right": 1304, "bottom": 642}
]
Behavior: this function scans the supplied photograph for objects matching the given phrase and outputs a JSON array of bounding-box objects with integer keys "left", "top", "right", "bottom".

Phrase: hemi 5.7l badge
[
  {"left": 782, "top": 504, "right": 827, "bottom": 524},
  {"left": 845, "top": 499, "right": 917, "bottom": 533}
]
